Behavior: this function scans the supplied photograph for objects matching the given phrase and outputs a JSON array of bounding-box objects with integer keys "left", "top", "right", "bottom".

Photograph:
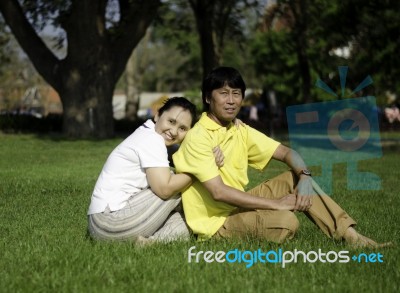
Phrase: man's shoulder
[{"left": 185, "top": 121, "right": 211, "bottom": 139}]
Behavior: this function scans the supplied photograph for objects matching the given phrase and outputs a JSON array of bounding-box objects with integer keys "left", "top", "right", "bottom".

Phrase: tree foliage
[
  {"left": 252, "top": 0, "right": 400, "bottom": 106},
  {"left": 337, "top": 0, "right": 400, "bottom": 100}
]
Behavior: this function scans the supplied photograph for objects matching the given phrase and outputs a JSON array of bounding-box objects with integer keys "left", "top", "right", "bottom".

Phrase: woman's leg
[
  {"left": 149, "top": 211, "right": 190, "bottom": 242},
  {"left": 88, "top": 188, "right": 182, "bottom": 241}
]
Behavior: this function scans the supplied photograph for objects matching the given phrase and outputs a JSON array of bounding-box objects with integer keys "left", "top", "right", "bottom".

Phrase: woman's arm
[
  {"left": 146, "top": 167, "right": 192, "bottom": 199},
  {"left": 146, "top": 145, "right": 225, "bottom": 199}
]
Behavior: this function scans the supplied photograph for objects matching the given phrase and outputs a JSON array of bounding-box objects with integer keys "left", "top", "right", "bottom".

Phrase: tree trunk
[
  {"left": 189, "top": 0, "right": 220, "bottom": 79},
  {"left": 290, "top": 0, "right": 312, "bottom": 104},
  {"left": 296, "top": 39, "right": 312, "bottom": 104},
  {"left": 124, "top": 28, "right": 152, "bottom": 121},
  {"left": 61, "top": 80, "right": 114, "bottom": 138},
  {"left": 125, "top": 53, "right": 140, "bottom": 121}
]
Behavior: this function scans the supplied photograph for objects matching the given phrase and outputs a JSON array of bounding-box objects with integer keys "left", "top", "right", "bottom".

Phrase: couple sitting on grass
[{"left": 87, "top": 66, "right": 391, "bottom": 248}]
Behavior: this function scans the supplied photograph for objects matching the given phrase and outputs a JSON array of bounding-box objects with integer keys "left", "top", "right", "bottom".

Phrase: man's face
[{"left": 206, "top": 85, "right": 243, "bottom": 126}]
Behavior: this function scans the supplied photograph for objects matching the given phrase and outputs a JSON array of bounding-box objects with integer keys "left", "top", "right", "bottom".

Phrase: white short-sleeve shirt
[{"left": 87, "top": 120, "right": 170, "bottom": 214}]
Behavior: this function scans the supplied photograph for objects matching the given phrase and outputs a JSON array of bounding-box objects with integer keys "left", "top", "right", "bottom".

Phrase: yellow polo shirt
[{"left": 173, "top": 113, "right": 280, "bottom": 240}]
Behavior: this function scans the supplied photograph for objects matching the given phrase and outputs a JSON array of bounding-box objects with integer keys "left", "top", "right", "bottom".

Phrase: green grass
[{"left": 1, "top": 133, "right": 399, "bottom": 293}]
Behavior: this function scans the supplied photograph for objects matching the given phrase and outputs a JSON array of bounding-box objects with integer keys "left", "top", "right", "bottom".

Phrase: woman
[{"left": 87, "top": 97, "right": 223, "bottom": 243}]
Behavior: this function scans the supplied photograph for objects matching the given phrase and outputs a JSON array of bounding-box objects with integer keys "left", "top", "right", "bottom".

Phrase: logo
[
  {"left": 187, "top": 246, "right": 384, "bottom": 268},
  {"left": 286, "top": 66, "right": 382, "bottom": 194}
]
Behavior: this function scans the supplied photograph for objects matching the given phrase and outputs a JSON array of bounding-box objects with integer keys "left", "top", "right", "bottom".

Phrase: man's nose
[{"left": 227, "top": 94, "right": 234, "bottom": 103}]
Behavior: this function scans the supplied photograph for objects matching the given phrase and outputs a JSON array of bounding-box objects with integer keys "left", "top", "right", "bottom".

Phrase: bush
[
  {"left": 0, "top": 112, "right": 63, "bottom": 133},
  {"left": 0, "top": 112, "right": 145, "bottom": 135}
]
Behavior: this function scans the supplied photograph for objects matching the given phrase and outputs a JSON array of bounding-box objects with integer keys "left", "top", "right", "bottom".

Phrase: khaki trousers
[{"left": 216, "top": 171, "right": 356, "bottom": 243}]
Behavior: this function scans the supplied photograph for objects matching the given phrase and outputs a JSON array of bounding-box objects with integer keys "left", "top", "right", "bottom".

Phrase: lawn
[{"left": 0, "top": 132, "right": 399, "bottom": 293}]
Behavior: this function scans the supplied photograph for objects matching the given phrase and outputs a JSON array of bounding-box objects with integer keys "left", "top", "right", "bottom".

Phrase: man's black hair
[{"left": 201, "top": 67, "right": 246, "bottom": 111}]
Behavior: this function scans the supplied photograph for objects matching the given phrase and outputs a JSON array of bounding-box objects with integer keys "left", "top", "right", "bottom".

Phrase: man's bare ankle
[{"left": 343, "top": 227, "right": 393, "bottom": 248}]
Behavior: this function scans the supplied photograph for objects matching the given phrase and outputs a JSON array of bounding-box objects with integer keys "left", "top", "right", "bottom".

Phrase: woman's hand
[
  {"left": 233, "top": 118, "right": 245, "bottom": 128},
  {"left": 213, "top": 146, "right": 224, "bottom": 168}
]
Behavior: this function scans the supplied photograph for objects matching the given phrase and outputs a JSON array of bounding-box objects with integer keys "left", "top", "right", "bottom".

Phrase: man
[{"left": 173, "top": 66, "right": 390, "bottom": 247}]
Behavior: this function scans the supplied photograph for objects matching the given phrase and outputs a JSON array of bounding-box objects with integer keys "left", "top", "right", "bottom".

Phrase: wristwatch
[{"left": 298, "top": 169, "right": 312, "bottom": 177}]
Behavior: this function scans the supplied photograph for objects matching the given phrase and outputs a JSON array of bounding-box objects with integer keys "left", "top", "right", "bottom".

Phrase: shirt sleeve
[
  {"left": 246, "top": 125, "right": 281, "bottom": 170},
  {"left": 173, "top": 128, "right": 220, "bottom": 183},
  {"left": 134, "top": 131, "right": 170, "bottom": 168}
]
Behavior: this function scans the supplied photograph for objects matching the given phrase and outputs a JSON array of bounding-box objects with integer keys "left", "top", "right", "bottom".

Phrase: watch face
[{"left": 301, "top": 169, "right": 312, "bottom": 176}]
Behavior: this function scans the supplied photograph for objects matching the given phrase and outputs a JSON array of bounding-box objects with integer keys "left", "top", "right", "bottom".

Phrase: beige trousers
[
  {"left": 88, "top": 189, "right": 190, "bottom": 242},
  {"left": 216, "top": 171, "right": 356, "bottom": 243}
]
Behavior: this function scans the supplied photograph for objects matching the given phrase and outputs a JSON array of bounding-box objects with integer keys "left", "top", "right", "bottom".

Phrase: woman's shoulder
[{"left": 122, "top": 122, "right": 164, "bottom": 149}]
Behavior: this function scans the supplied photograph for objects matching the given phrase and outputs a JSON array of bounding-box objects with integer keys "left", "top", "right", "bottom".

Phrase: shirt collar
[
  {"left": 143, "top": 119, "right": 155, "bottom": 129},
  {"left": 198, "top": 112, "right": 234, "bottom": 130}
]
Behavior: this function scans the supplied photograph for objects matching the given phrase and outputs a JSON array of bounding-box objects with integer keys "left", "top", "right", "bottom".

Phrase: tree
[
  {"left": 253, "top": 0, "right": 400, "bottom": 106},
  {"left": 0, "top": 0, "right": 161, "bottom": 138},
  {"left": 337, "top": 0, "right": 400, "bottom": 101},
  {"left": 0, "top": 18, "right": 44, "bottom": 110},
  {"left": 188, "top": 0, "right": 261, "bottom": 79},
  {"left": 256, "top": 0, "right": 316, "bottom": 104},
  {"left": 124, "top": 28, "right": 152, "bottom": 121}
]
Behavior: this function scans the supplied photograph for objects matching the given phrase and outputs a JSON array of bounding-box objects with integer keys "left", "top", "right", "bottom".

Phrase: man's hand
[
  {"left": 274, "top": 194, "right": 297, "bottom": 211},
  {"left": 213, "top": 146, "right": 224, "bottom": 168},
  {"left": 294, "top": 176, "right": 315, "bottom": 211}
]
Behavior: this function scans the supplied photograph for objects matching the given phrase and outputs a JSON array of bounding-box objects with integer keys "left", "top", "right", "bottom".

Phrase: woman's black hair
[
  {"left": 201, "top": 66, "right": 246, "bottom": 111},
  {"left": 157, "top": 97, "right": 197, "bottom": 127}
]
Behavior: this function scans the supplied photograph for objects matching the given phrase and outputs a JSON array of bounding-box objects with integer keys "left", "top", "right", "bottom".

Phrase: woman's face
[{"left": 154, "top": 106, "right": 193, "bottom": 146}]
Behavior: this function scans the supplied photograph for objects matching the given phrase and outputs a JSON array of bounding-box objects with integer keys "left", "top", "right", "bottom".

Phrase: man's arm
[
  {"left": 202, "top": 176, "right": 296, "bottom": 211},
  {"left": 272, "top": 144, "right": 315, "bottom": 211}
]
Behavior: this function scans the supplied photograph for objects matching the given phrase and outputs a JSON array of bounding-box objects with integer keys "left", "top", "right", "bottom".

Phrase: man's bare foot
[{"left": 343, "top": 227, "right": 393, "bottom": 248}]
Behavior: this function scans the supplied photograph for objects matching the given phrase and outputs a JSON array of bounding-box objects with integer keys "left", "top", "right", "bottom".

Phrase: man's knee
[
  {"left": 262, "top": 211, "right": 299, "bottom": 243},
  {"left": 284, "top": 211, "right": 299, "bottom": 232},
  {"left": 280, "top": 213, "right": 299, "bottom": 242}
]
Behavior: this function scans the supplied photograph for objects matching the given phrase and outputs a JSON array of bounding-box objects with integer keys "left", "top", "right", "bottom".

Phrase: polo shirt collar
[{"left": 199, "top": 112, "right": 234, "bottom": 130}]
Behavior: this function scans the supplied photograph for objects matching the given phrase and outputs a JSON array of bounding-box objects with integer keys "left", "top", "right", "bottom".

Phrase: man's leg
[
  {"left": 247, "top": 171, "right": 356, "bottom": 240},
  {"left": 215, "top": 209, "right": 299, "bottom": 243},
  {"left": 249, "top": 171, "right": 392, "bottom": 247}
]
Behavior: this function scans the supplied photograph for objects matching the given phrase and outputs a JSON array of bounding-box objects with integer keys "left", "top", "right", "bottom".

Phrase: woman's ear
[
  {"left": 154, "top": 113, "right": 159, "bottom": 122},
  {"left": 205, "top": 97, "right": 211, "bottom": 104}
]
